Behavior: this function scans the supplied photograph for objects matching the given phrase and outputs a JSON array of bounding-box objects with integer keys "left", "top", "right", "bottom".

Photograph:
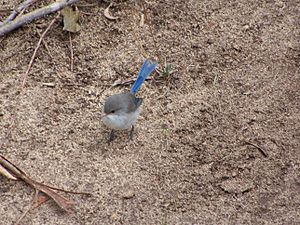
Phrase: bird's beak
[{"left": 101, "top": 112, "right": 107, "bottom": 118}]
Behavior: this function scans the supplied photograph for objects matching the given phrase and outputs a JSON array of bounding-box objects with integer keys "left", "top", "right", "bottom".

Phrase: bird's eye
[{"left": 111, "top": 110, "right": 115, "bottom": 114}]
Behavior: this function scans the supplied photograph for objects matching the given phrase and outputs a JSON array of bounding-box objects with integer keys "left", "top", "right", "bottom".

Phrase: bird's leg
[
  {"left": 129, "top": 125, "right": 134, "bottom": 140},
  {"left": 107, "top": 130, "right": 115, "bottom": 143}
]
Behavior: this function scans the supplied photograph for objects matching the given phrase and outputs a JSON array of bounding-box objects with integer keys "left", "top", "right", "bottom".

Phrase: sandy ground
[{"left": 0, "top": 0, "right": 299, "bottom": 224}]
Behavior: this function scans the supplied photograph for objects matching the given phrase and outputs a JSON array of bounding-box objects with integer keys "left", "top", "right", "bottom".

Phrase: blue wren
[{"left": 102, "top": 59, "right": 157, "bottom": 142}]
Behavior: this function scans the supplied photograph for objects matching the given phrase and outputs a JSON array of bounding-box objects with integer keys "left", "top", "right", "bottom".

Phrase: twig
[
  {"left": 69, "top": 32, "right": 74, "bottom": 72},
  {"left": 22, "top": 13, "right": 59, "bottom": 88},
  {"left": 37, "top": 29, "right": 53, "bottom": 59},
  {"left": 0, "top": 0, "right": 35, "bottom": 26},
  {"left": 244, "top": 141, "right": 268, "bottom": 157},
  {"left": 41, "top": 183, "right": 91, "bottom": 196},
  {"left": 14, "top": 189, "right": 39, "bottom": 225},
  {"left": 0, "top": 0, "right": 80, "bottom": 36}
]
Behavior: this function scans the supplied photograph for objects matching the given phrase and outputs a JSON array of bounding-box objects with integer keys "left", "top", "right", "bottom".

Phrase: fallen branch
[
  {"left": 0, "top": 0, "right": 80, "bottom": 36},
  {"left": 22, "top": 13, "right": 59, "bottom": 88},
  {"left": 0, "top": 0, "right": 35, "bottom": 26}
]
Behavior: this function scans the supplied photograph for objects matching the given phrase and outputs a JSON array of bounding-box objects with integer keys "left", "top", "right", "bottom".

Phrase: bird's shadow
[{"left": 87, "top": 129, "right": 138, "bottom": 155}]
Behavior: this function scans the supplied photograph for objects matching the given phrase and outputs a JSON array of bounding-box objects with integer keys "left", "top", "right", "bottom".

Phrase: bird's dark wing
[
  {"left": 104, "top": 92, "right": 143, "bottom": 114},
  {"left": 125, "top": 93, "right": 142, "bottom": 113}
]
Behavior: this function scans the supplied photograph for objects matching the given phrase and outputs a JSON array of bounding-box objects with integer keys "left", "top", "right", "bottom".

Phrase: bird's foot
[
  {"left": 129, "top": 125, "right": 134, "bottom": 141},
  {"left": 107, "top": 130, "right": 116, "bottom": 143}
]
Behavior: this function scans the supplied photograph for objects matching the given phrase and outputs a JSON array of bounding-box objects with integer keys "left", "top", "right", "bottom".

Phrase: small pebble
[{"left": 121, "top": 190, "right": 135, "bottom": 199}]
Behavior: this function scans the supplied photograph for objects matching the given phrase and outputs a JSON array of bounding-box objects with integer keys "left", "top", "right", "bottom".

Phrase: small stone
[
  {"left": 191, "top": 43, "right": 200, "bottom": 48},
  {"left": 42, "top": 82, "right": 55, "bottom": 87},
  {"left": 220, "top": 178, "right": 254, "bottom": 194},
  {"left": 121, "top": 190, "right": 135, "bottom": 199},
  {"left": 243, "top": 25, "right": 250, "bottom": 30}
]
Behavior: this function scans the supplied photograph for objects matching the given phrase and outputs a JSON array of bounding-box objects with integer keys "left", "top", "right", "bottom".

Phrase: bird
[{"left": 101, "top": 59, "right": 158, "bottom": 142}]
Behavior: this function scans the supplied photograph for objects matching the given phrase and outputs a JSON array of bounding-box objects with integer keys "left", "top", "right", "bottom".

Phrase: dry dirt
[{"left": 0, "top": 0, "right": 299, "bottom": 224}]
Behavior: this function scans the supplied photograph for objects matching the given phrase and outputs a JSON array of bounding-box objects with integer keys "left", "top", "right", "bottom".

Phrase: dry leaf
[
  {"left": 0, "top": 155, "right": 76, "bottom": 213},
  {"left": 104, "top": 3, "right": 118, "bottom": 20},
  {"left": 61, "top": 6, "right": 81, "bottom": 33},
  {"left": 0, "top": 164, "right": 17, "bottom": 180},
  {"left": 31, "top": 195, "right": 49, "bottom": 210},
  {"left": 34, "top": 182, "right": 75, "bottom": 213}
]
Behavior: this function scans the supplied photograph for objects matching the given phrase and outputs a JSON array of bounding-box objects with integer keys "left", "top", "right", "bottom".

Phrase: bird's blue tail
[{"left": 130, "top": 59, "right": 158, "bottom": 94}]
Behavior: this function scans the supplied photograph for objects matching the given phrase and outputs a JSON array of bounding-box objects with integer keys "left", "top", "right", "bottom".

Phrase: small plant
[
  {"left": 156, "top": 57, "right": 176, "bottom": 84},
  {"left": 162, "top": 62, "right": 173, "bottom": 77},
  {"left": 161, "top": 57, "right": 174, "bottom": 77}
]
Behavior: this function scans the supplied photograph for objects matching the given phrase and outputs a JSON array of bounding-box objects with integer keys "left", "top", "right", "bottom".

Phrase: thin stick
[
  {"left": 37, "top": 29, "right": 53, "bottom": 59},
  {"left": 14, "top": 189, "right": 39, "bottom": 225},
  {"left": 69, "top": 32, "right": 74, "bottom": 72},
  {"left": 22, "top": 13, "right": 59, "bottom": 88},
  {"left": 41, "top": 184, "right": 91, "bottom": 196},
  {"left": 244, "top": 141, "right": 268, "bottom": 157},
  {"left": 0, "top": 0, "right": 80, "bottom": 36},
  {"left": 0, "top": 0, "right": 35, "bottom": 26}
]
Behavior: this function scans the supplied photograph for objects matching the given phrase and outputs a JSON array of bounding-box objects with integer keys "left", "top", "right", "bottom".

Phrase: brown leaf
[
  {"left": 61, "top": 6, "right": 81, "bottom": 33},
  {"left": 31, "top": 195, "right": 49, "bottom": 210},
  {"left": 104, "top": 3, "right": 118, "bottom": 20},
  {"left": 0, "top": 155, "right": 75, "bottom": 213},
  {"left": 34, "top": 182, "right": 75, "bottom": 213}
]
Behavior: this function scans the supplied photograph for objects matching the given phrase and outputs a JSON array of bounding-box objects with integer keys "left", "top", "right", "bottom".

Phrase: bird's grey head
[{"left": 103, "top": 93, "right": 142, "bottom": 115}]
